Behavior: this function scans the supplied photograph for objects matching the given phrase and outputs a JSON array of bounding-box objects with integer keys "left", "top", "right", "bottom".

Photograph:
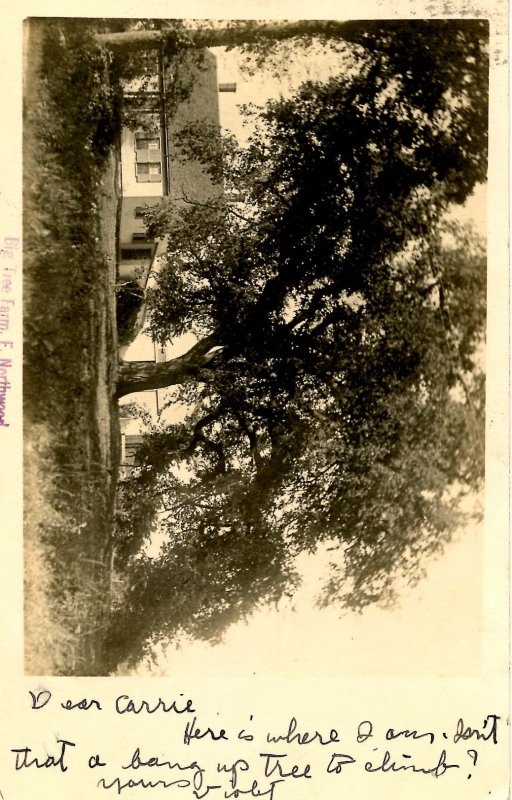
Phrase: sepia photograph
[{"left": 23, "top": 16, "right": 489, "bottom": 680}]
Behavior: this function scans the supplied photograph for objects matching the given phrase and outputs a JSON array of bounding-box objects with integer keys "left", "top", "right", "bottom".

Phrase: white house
[{"left": 117, "top": 46, "right": 237, "bottom": 464}]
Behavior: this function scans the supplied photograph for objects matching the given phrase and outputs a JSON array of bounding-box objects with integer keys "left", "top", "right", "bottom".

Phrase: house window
[
  {"left": 135, "top": 207, "right": 147, "bottom": 218},
  {"left": 136, "top": 136, "right": 160, "bottom": 150},
  {"left": 135, "top": 133, "right": 162, "bottom": 182},
  {"left": 136, "top": 162, "right": 162, "bottom": 183},
  {"left": 120, "top": 248, "right": 152, "bottom": 261},
  {"left": 132, "top": 232, "right": 149, "bottom": 242}
]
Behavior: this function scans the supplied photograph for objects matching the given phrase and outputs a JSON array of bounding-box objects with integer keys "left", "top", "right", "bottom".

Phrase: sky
[
  {"left": 118, "top": 39, "right": 487, "bottom": 678},
  {"left": 130, "top": 516, "right": 483, "bottom": 678},
  {"left": 215, "top": 41, "right": 344, "bottom": 143}
]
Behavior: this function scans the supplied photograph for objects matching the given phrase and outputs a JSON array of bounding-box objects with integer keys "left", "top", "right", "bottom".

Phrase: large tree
[{"left": 106, "top": 21, "right": 487, "bottom": 671}]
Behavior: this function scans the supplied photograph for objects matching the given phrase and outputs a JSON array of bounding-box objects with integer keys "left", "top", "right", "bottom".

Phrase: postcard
[{"left": 0, "top": 1, "right": 508, "bottom": 798}]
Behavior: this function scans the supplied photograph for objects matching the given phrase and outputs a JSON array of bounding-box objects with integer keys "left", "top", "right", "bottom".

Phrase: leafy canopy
[{"left": 108, "top": 21, "right": 487, "bottom": 671}]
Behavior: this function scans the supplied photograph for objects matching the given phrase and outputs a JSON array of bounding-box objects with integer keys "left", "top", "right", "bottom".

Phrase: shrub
[{"left": 116, "top": 281, "right": 145, "bottom": 346}]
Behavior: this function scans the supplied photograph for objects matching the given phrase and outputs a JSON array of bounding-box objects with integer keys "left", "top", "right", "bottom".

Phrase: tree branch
[
  {"left": 230, "top": 406, "right": 263, "bottom": 468},
  {"left": 116, "top": 333, "right": 222, "bottom": 398}
]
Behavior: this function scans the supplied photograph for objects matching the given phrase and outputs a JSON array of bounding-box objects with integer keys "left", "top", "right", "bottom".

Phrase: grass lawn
[{"left": 23, "top": 18, "right": 122, "bottom": 675}]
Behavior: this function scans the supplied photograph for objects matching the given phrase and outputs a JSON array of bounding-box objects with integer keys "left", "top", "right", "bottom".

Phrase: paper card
[{"left": 1, "top": 2, "right": 508, "bottom": 799}]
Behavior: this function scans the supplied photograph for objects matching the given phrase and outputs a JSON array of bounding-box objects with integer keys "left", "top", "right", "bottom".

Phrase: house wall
[
  {"left": 166, "top": 50, "right": 223, "bottom": 205},
  {"left": 118, "top": 238, "right": 157, "bottom": 289},
  {"left": 118, "top": 260, "right": 152, "bottom": 287},
  {"left": 119, "top": 196, "right": 167, "bottom": 263}
]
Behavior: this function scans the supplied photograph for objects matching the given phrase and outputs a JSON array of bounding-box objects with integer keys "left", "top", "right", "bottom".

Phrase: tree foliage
[{"left": 107, "top": 21, "right": 487, "bottom": 672}]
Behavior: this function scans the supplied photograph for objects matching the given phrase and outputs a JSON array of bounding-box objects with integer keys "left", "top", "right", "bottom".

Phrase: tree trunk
[
  {"left": 96, "top": 29, "right": 166, "bottom": 51},
  {"left": 116, "top": 334, "right": 221, "bottom": 398},
  {"left": 95, "top": 20, "right": 374, "bottom": 52}
]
